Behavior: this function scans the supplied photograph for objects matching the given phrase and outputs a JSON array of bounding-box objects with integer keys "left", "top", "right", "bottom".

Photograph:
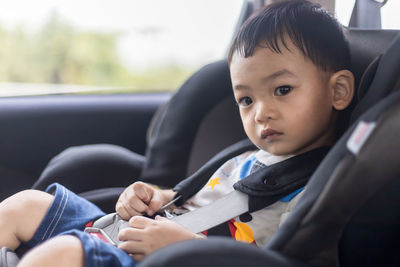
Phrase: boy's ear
[{"left": 330, "top": 70, "right": 355, "bottom": 110}]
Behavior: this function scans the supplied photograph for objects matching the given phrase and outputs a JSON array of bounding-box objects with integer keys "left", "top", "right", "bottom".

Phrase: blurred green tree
[{"left": 0, "top": 12, "right": 192, "bottom": 92}]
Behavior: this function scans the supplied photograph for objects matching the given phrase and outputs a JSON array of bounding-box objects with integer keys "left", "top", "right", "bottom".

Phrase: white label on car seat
[{"left": 347, "top": 121, "right": 376, "bottom": 155}]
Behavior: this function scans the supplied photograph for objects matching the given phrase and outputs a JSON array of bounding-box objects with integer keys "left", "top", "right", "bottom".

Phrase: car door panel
[{"left": 0, "top": 93, "right": 170, "bottom": 200}]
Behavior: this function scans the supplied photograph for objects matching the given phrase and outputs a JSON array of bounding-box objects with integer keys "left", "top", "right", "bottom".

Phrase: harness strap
[
  {"left": 0, "top": 247, "right": 19, "bottom": 267},
  {"left": 171, "top": 147, "right": 329, "bottom": 233},
  {"left": 87, "top": 146, "right": 329, "bottom": 243}
]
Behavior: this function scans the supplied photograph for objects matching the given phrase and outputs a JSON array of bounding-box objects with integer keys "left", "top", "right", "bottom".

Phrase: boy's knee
[
  {"left": 0, "top": 190, "right": 54, "bottom": 244},
  {"left": 0, "top": 189, "right": 53, "bottom": 217},
  {"left": 18, "top": 235, "right": 85, "bottom": 267}
]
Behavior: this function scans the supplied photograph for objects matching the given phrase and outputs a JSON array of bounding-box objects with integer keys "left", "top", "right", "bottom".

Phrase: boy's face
[{"left": 230, "top": 41, "right": 338, "bottom": 155}]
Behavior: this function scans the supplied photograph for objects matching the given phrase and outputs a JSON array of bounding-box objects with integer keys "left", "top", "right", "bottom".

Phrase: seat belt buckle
[{"left": 84, "top": 227, "right": 117, "bottom": 246}]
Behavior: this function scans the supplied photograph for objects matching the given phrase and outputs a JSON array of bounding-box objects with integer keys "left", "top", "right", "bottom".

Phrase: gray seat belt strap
[
  {"left": 349, "top": 0, "right": 387, "bottom": 29},
  {"left": 170, "top": 190, "right": 249, "bottom": 233},
  {"left": 85, "top": 190, "right": 249, "bottom": 245},
  {"left": 0, "top": 247, "right": 19, "bottom": 267},
  {"left": 86, "top": 147, "right": 329, "bottom": 245}
]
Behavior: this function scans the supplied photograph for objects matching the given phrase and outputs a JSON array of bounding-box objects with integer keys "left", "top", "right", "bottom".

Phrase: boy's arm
[
  {"left": 116, "top": 182, "right": 176, "bottom": 220},
  {"left": 118, "top": 216, "right": 204, "bottom": 261}
]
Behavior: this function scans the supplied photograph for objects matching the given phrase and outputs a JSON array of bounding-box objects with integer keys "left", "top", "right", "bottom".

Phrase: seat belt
[
  {"left": 170, "top": 190, "right": 248, "bottom": 234},
  {"left": 349, "top": 0, "right": 387, "bottom": 29},
  {"left": 171, "top": 141, "right": 325, "bottom": 232},
  {"left": 85, "top": 147, "right": 330, "bottom": 246},
  {"left": 84, "top": 191, "right": 248, "bottom": 245},
  {"left": 0, "top": 247, "right": 19, "bottom": 267}
]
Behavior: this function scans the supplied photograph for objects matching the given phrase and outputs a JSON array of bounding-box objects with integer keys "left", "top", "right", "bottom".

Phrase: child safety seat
[
  {"left": 32, "top": 59, "right": 247, "bottom": 212},
  {"left": 32, "top": 29, "right": 399, "bottom": 214},
  {"left": 137, "top": 32, "right": 400, "bottom": 267}
]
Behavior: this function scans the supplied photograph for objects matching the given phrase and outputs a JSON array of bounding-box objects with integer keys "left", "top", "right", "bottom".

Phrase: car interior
[{"left": 0, "top": 0, "right": 399, "bottom": 266}]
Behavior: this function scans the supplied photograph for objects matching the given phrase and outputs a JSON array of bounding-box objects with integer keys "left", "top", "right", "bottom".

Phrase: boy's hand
[
  {"left": 115, "top": 182, "right": 175, "bottom": 220},
  {"left": 117, "top": 216, "right": 204, "bottom": 261}
]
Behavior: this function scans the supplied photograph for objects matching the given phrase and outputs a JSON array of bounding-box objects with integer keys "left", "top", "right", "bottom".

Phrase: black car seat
[
  {"left": 137, "top": 31, "right": 400, "bottom": 267},
  {"left": 32, "top": 29, "right": 400, "bottom": 213},
  {"left": 32, "top": 60, "right": 247, "bottom": 212}
]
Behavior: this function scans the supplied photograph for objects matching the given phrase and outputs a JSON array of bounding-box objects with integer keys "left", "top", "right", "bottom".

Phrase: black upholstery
[
  {"left": 347, "top": 29, "right": 399, "bottom": 89},
  {"left": 350, "top": 32, "right": 400, "bottom": 121},
  {"left": 139, "top": 60, "right": 246, "bottom": 187},
  {"left": 139, "top": 237, "right": 307, "bottom": 267},
  {"left": 33, "top": 60, "right": 247, "bottom": 212}
]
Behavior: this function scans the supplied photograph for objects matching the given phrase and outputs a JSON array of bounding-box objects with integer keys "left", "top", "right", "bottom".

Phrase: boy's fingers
[
  {"left": 131, "top": 254, "right": 145, "bottom": 262},
  {"left": 154, "top": 215, "right": 168, "bottom": 221},
  {"left": 147, "top": 193, "right": 164, "bottom": 216},
  {"left": 117, "top": 191, "right": 137, "bottom": 217},
  {"left": 133, "top": 182, "right": 153, "bottom": 203},
  {"left": 129, "top": 216, "right": 153, "bottom": 229},
  {"left": 118, "top": 227, "right": 142, "bottom": 242},
  {"left": 126, "top": 197, "right": 149, "bottom": 215},
  {"left": 119, "top": 195, "right": 146, "bottom": 217},
  {"left": 118, "top": 240, "right": 146, "bottom": 255},
  {"left": 115, "top": 201, "right": 131, "bottom": 220}
]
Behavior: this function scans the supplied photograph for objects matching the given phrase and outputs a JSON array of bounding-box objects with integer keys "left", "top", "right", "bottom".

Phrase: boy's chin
[
  {"left": 256, "top": 143, "right": 292, "bottom": 156},
  {"left": 257, "top": 142, "right": 311, "bottom": 156}
]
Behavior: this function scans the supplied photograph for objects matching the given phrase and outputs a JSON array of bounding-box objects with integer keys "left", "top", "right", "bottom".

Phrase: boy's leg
[
  {"left": 17, "top": 235, "right": 84, "bottom": 267},
  {"left": 0, "top": 190, "right": 53, "bottom": 250},
  {"left": 18, "top": 231, "right": 137, "bottom": 267}
]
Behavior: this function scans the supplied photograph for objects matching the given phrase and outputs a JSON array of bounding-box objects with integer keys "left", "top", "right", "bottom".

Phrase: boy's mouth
[{"left": 261, "top": 128, "right": 282, "bottom": 139}]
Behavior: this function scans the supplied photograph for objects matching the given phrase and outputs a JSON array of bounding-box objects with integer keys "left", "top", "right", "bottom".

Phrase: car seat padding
[
  {"left": 270, "top": 91, "right": 400, "bottom": 267},
  {"left": 140, "top": 60, "right": 245, "bottom": 187},
  {"left": 351, "top": 33, "right": 400, "bottom": 122}
]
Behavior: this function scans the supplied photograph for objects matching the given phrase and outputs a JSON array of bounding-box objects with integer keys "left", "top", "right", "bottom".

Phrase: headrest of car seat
[
  {"left": 140, "top": 60, "right": 246, "bottom": 187},
  {"left": 324, "top": 30, "right": 399, "bottom": 137},
  {"left": 348, "top": 29, "right": 400, "bottom": 89},
  {"left": 356, "top": 55, "right": 381, "bottom": 101},
  {"left": 350, "top": 32, "right": 400, "bottom": 123}
]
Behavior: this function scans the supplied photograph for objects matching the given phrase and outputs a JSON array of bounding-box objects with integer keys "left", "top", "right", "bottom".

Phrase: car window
[
  {"left": 0, "top": 0, "right": 243, "bottom": 96},
  {"left": 381, "top": 0, "right": 400, "bottom": 29},
  {"left": 335, "top": 0, "right": 400, "bottom": 29}
]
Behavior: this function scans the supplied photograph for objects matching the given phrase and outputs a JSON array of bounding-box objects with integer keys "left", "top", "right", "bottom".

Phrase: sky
[{"left": 0, "top": 0, "right": 398, "bottom": 71}]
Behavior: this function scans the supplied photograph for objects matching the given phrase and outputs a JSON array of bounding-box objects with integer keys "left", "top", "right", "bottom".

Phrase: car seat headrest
[
  {"left": 140, "top": 60, "right": 246, "bottom": 187},
  {"left": 350, "top": 32, "right": 400, "bottom": 123},
  {"left": 356, "top": 55, "right": 381, "bottom": 101},
  {"left": 348, "top": 29, "right": 400, "bottom": 89}
]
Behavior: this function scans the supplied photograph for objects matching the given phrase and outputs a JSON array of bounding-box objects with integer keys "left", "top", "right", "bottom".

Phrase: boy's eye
[
  {"left": 274, "top": 86, "right": 292, "bottom": 96},
  {"left": 238, "top": 96, "right": 253, "bottom": 107}
]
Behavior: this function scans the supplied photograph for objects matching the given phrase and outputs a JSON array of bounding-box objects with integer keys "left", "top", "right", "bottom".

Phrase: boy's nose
[{"left": 254, "top": 102, "right": 277, "bottom": 123}]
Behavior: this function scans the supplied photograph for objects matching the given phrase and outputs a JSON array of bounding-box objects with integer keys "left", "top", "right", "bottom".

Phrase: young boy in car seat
[{"left": 0, "top": 1, "right": 355, "bottom": 266}]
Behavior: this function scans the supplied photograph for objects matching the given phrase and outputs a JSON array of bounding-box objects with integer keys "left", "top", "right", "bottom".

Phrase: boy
[{"left": 0, "top": 1, "right": 354, "bottom": 266}]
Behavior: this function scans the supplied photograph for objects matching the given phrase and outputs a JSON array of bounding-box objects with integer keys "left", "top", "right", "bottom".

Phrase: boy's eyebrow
[
  {"left": 261, "top": 69, "right": 296, "bottom": 83},
  {"left": 233, "top": 85, "right": 250, "bottom": 91},
  {"left": 233, "top": 69, "right": 296, "bottom": 91}
]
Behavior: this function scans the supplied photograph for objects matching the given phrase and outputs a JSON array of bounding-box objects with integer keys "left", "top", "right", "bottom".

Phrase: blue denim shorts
[{"left": 22, "top": 183, "right": 136, "bottom": 267}]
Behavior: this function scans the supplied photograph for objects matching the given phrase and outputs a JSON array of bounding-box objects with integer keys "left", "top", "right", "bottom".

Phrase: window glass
[
  {"left": 335, "top": 0, "right": 400, "bottom": 29},
  {"left": 381, "top": 0, "right": 400, "bottom": 29},
  {"left": 0, "top": 0, "right": 243, "bottom": 96}
]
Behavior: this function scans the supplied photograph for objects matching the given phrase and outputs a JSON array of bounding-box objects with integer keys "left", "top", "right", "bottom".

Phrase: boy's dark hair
[{"left": 228, "top": 0, "right": 351, "bottom": 72}]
